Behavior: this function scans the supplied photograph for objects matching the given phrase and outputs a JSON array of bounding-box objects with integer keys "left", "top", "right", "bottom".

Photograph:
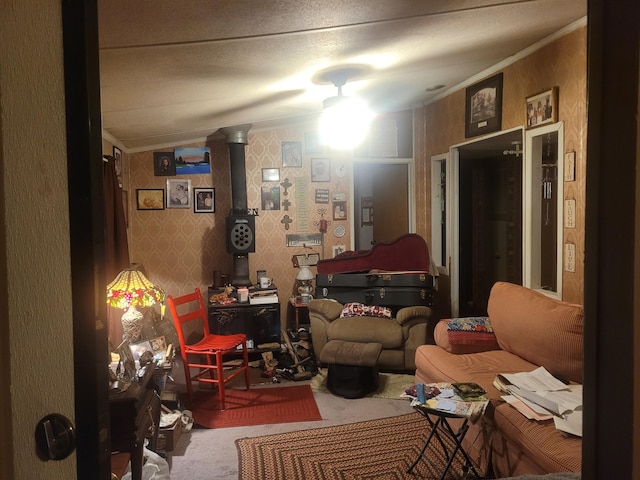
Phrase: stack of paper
[
  {"left": 494, "top": 366, "right": 583, "bottom": 437},
  {"left": 249, "top": 290, "right": 278, "bottom": 304}
]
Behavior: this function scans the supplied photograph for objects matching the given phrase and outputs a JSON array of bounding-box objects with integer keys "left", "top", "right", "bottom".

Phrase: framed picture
[
  {"left": 194, "top": 187, "right": 215, "bottom": 213},
  {"left": 136, "top": 189, "right": 165, "bottom": 210},
  {"left": 261, "top": 186, "right": 281, "bottom": 210},
  {"left": 149, "top": 335, "right": 167, "bottom": 354},
  {"left": 465, "top": 72, "right": 503, "bottom": 138},
  {"left": 262, "top": 168, "right": 280, "bottom": 182},
  {"left": 153, "top": 151, "right": 176, "bottom": 176},
  {"left": 286, "top": 233, "right": 323, "bottom": 247},
  {"left": 315, "top": 188, "right": 330, "bottom": 204},
  {"left": 281, "top": 141, "right": 302, "bottom": 167},
  {"left": 174, "top": 147, "right": 211, "bottom": 175},
  {"left": 526, "top": 87, "right": 558, "bottom": 128},
  {"left": 311, "top": 158, "right": 331, "bottom": 182},
  {"left": 332, "top": 200, "right": 347, "bottom": 221},
  {"left": 166, "top": 178, "right": 192, "bottom": 209},
  {"left": 304, "top": 131, "right": 323, "bottom": 154},
  {"left": 129, "top": 340, "right": 153, "bottom": 361},
  {"left": 113, "top": 146, "right": 123, "bottom": 188}
]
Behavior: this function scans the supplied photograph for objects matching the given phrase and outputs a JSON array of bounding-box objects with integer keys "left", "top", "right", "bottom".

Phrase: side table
[{"left": 407, "top": 404, "right": 483, "bottom": 480}]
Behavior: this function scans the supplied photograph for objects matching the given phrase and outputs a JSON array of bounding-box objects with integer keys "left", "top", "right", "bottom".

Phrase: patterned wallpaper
[
  {"left": 126, "top": 126, "right": 353, "bottom": 327},
  {"left": 115, "top": 25, "right": 587, "bottom": 330},
  {"left": 415, "top": 26, "right": 587, "bottom": 304}
]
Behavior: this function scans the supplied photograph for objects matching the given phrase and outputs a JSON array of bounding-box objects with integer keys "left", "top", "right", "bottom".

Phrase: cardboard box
[{"left": 157, "top": 418, "right": 182, "bottom": 452}]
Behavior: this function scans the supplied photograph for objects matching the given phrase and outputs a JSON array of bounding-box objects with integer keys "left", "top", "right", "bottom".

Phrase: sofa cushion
[
  {"left": 414, "top": 345, "right": 540, "bottom": 400},
  {"left": 327, "top": 316, "right": 403, "bottom": 349},
  {"left": 434, "top": 317, "right": 500, "bottom": 354},
  {"left": 487, "top": 282, "right": 583, "bottom": 384},
  {"left": 491, "top": 402, "right": 582, "bottom": 473}
]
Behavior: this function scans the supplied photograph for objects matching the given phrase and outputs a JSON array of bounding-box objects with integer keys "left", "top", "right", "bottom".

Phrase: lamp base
[{"left": 121, "top": 305, "right": 144, "bottom": 342}]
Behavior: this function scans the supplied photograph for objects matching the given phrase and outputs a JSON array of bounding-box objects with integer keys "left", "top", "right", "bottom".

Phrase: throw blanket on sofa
[{"left": 444, "top": 317, "right": 497, "bottom": 345}]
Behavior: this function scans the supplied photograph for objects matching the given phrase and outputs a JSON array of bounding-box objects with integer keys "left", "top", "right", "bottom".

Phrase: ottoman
[{"left": 319, "top": 340, "right": 383, "bottom": 399}]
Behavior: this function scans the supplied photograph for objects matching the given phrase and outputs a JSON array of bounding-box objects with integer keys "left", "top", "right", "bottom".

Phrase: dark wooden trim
[
  {"left": 61, "top": 1, "right": 111, "bottom": 478},
  {"left": 583, "top": 1, "right": 639, "bottom": 478}
]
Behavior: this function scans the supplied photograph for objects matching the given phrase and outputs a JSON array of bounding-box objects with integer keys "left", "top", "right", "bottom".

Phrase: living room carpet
[
  {"left": 236, "top": 412, "right": 471, "bottom": 479},
  {"left": 310, "top": 367, "right": 416, "bottom": 399},
  {"left": 189, "top": 384, "right": 321, "bottom": 429}
]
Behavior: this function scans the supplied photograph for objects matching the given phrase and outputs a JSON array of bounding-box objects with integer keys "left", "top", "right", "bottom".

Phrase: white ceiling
[{"left": 98, "top": 0, "right": 587, "bottom": 152}]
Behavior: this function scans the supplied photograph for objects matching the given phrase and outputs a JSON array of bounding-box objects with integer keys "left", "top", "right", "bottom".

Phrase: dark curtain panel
[{"left": 103, "top": 156, "right": 130, "bottom": 345}]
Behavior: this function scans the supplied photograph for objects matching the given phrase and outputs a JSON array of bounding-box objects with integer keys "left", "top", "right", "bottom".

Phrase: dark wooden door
[
  {"left": 459, "top": 155, "right": 522, "bottom": 316},
  {"left": 372, "top": 164, "right": 409, "bottom": 243}
]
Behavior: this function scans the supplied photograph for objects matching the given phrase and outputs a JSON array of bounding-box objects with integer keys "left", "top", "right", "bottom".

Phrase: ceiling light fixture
[{"left": 319, "top": 69, "right": 374, "bottom": 151}]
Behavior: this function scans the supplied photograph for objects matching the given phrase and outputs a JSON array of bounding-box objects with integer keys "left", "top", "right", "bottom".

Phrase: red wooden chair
[{"left": 167, "top": 288, "right": 250, "bottom": 410}]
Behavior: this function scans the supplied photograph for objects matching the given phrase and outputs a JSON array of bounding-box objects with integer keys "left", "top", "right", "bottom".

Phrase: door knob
[{"left": 35, "top": 414, "right": 76, "bottom": 461}]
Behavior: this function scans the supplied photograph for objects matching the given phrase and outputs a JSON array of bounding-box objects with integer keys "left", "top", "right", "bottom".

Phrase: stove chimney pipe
[{"left": 220, "top": 124, "right": 253, "bottom": 287}]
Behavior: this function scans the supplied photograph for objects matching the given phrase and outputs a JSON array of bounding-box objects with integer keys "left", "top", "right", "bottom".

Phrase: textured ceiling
[{"left": 98, "top": 0, "right": 586, "bottom": 151}]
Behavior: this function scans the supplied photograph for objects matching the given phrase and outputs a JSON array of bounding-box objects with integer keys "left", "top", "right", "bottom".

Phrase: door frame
[
  {"left": 448, "top": 126, "right": 524, "bottom": 317},
  {"left": 351, "top": 157, "right": 416, "bottom": 250}
]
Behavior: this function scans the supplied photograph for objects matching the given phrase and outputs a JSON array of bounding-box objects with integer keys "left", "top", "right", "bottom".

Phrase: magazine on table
[{"left": 404, "top": 382, "right": 489, "bottom": 420}]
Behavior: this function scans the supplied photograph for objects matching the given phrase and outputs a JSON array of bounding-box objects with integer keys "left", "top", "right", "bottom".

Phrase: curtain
[{"left": 104, "top": 155, "right": 130, "bottom": 345}]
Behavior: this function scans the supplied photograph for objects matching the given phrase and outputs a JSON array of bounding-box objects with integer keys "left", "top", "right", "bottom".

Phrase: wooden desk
[{"left": 109, "top": 365, "right": 162, "bottom": 480}]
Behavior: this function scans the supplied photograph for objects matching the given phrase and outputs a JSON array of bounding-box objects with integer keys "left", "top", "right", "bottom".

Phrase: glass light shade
[
  {"left": 106, "top": 267, "right": 165, "bottom": 310},
  {"left": 320, "top": 95, "right": 374, "bottom": 150},
  {"left": 296, "top": 265, "right": 314, "bottom": 296},
  {"left": 296, "top": 265, "right": 314, "bottom": 281}
]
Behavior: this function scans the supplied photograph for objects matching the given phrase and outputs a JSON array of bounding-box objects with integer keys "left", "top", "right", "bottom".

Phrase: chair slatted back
[{"left": 167, "top": 288, "right": 211, "bottom": 348}]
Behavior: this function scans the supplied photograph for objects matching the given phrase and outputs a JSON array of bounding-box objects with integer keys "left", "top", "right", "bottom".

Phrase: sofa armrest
[
  {"left": 395, "top": 305, "right": 432, "bottom": 326},
  {"left": 434, "top": 318, "right": 500, "bottom": 354}
]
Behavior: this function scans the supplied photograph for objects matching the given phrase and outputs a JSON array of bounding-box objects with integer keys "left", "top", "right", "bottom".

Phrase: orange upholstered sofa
[{"left": 414, "top": 282, "right": 583, "bottom": 478}]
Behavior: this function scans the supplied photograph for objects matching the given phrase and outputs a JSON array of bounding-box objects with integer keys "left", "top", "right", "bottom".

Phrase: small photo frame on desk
[{"left": 129, "top": 340, "right": 153, "bottom": 361}]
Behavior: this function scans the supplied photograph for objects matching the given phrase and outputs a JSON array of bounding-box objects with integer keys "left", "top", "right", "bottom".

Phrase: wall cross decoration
[
  {"left": 281, "top": 215, "right": 293, "bottom": 230},
  {"left": 282, "top": 199, "right": 291, "bottom": 211},
  {"left": 280, "top": 177, "right": 292, "bottom": 195}
]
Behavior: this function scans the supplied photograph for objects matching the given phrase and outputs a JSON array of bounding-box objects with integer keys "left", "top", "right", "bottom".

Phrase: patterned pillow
[
  {"left": 445, "top": 316, "right": 494, "bottom": 333},
  {"left": 444, "top": 317, "right": 498, "bottom": 346},
  {"left": 340, "top": 303, "right": 393, "bottom": 319}
]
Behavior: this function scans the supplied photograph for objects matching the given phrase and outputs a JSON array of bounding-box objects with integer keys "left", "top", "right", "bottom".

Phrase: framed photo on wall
[
  {"left": 194, "top": 187, "right": 215, "bottom": 213},
  {"left": 526, "top": 87, "right": 558, "bottom": 128},
  {"left": 262, "top": 168, "right": 280, "bottom": 182},
  {"left": 136, "top": 189, "right": 165, "bottom": 210},
  {"left": 465, "top": 72, "right": 503, "bottom": 138},
  {"left": 281, "top": 141, "right": 302, "bottom": 167},
  {"left": 153, "top": 151, "right": 176, "bottom": 176},
  {"left": 311, "top": 158, "right": 331, "bottom": 182},
  {"left": 166, "top": 178, "right": 191, "bottom": 209},
  {"left": 261, "top": 186, "right": 281, "bottom": 210}
]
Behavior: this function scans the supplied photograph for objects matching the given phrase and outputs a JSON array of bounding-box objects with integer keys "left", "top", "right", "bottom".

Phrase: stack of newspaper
[{"left": 493, "top": 366, "right": 582, "bottom": 437}]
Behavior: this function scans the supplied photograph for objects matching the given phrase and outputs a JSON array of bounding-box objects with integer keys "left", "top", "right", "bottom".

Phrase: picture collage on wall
[{"left": 137, "top": 146, "right": 215, "bottom": 213}]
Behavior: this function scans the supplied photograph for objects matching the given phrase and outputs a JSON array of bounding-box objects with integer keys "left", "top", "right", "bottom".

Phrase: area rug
[
  {"left": 310, "top": 367, "right": 415, "bottom": 399},
  {"left": 236, "top": 412, "right": 471, "bottom": 479},
  {"left": 189, "top": 385, "right": 321, "bottom": 429}
]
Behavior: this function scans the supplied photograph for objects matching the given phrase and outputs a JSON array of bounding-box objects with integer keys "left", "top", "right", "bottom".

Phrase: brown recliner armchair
[{"left": 308, "top": 298, "right": 434, "bottom": 372}]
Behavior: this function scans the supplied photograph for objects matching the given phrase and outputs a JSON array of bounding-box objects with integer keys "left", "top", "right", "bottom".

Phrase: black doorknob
[{"left": 35, "top": 414, "right": 76, "bottom": 461}]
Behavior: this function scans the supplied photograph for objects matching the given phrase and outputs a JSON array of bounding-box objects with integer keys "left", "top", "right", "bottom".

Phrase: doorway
[
  {"left": 353, "top": 162, "right": 411, "bottom": 250},
  {"left": 453, "top": 129, "right": 523, "bottom": 317}
]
